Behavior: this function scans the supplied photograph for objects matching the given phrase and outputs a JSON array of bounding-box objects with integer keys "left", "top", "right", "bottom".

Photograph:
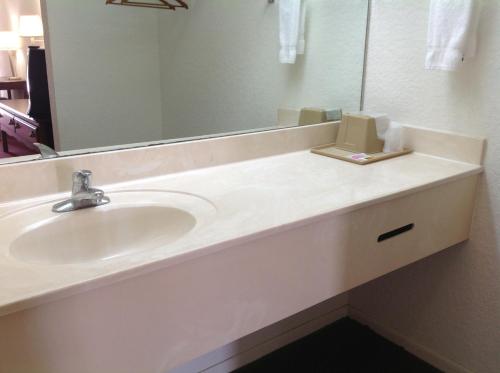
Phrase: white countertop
[{"left": 0, "top": 151, "right": 482, "bottom": 316}]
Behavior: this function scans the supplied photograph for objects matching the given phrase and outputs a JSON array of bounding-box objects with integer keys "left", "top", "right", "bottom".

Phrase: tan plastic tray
[{"left": 311, "top": 143, "right": 412, "bottom": 165}]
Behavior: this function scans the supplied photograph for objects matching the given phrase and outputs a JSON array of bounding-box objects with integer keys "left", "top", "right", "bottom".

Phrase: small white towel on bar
[
  {"left": 425, "top": 0, "right": 482, "bottom": 71},
  {"left": 279, "top": 0, "right": 304, "bottom": 64},
  {"left": 297, "top": 1, "right": 306, "bottom": 55}
]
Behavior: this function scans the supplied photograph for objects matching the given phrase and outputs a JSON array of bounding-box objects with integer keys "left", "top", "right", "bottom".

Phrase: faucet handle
[{"left": 72, "top": 170, "right": 92, "bottom": 195}]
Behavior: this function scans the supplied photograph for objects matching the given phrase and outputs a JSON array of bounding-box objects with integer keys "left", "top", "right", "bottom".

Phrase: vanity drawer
[
  {"left": 0, "top": 102, "right": 48, "bottom": 152},
  {"left": 0, "top": 115, "right": 16, "bottom": 135},
  {"left": 2, "top": 116, "right": 38, "bottom": 150},
  {"left": 0, "top": 109, "right": 14, "bottom": 125}
]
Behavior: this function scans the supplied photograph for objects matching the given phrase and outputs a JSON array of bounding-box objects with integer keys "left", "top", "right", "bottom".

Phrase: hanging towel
[
  {"left": 279, "top": 0, "right": 301, "bottom": 64},
  {"left": 297, "top": 1, "right": 307, "bottom": 55},
  {"left": 425, "top": 0, "right": 482, "bottom": 71}
]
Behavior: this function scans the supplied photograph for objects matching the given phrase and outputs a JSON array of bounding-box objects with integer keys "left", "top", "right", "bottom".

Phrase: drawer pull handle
[{"left": 378, "top": 223, "right": 414, "bottom": 242}]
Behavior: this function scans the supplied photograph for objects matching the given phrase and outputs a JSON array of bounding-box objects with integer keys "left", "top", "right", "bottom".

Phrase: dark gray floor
[{"left": 235, "top": 317, "right": 441, "bottom": 373}]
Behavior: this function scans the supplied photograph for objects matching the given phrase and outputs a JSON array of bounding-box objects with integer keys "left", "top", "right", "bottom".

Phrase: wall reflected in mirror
[{"left": 0, "top": 0, "right": 369, "bottom": 163}]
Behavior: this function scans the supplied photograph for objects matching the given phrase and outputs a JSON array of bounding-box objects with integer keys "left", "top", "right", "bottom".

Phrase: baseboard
[
  {"left": 170, "top": 294, "right": 348, "bottom": 373},
  {"left": 348, "top": 307, "right": 473, "bottom": 373},
  {"left": 171, "top": 299, "right": 471, "bottom": 373},
  {"left": 204, "top": 306, "right": 348, "bottom": 373}
]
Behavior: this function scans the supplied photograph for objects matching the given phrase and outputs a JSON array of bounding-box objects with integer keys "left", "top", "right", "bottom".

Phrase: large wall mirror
[{"left": 0, "top": 0, "right": 369, "bottom": 164}]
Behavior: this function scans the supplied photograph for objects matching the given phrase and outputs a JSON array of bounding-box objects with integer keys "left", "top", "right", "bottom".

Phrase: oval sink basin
[{"left": 1, "top": 190, "right": 216, "bottom": 265}]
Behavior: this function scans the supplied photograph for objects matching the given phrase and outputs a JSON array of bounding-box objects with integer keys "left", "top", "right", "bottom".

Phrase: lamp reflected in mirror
[{"left": 19, "top": 15, "right": 45, "bottom": 47}]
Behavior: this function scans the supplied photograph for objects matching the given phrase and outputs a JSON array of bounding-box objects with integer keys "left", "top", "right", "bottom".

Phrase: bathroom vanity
[
  {"left": 0, "top": 1, "right": 486, "bottom": 372},
  {"left": 0, "top": 123, "right": 484, "bottom": 373}
]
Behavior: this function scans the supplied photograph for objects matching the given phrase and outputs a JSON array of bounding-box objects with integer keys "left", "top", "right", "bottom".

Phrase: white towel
[
  {"left": 383, "top": 122, "right": 403, "bottom": 153},
  {"left": 279, "top": 0, "right": 302, "bottom": 64},
  {"left": 297, "top": 1, "right": 306, "bottom": 55},
  {"left": 425, "top": 0, "right": 482, "bottom": 71},
  {"left": 358, "top": 111, "right": 403, "bottom": 152}
]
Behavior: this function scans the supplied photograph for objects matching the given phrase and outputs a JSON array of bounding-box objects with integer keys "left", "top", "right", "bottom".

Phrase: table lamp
[
  {"left": 0, "top": 31, "right": 21, "bottom": 80},
  {"left": 19, "top": 15, "right": 44, "bottom": 46}
]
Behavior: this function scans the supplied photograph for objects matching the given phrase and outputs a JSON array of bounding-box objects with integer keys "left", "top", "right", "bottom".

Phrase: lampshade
[
  {"left": 19, "top": 15, "right": 44, "bottom": 37},
  {"left": 0, "top": 31, "right": 20, "bottom": 51}
]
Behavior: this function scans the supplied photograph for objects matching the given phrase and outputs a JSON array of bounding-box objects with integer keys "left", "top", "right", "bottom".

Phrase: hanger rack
[{"left": 105, "top": 0, "right": 188, "bottom": 10}]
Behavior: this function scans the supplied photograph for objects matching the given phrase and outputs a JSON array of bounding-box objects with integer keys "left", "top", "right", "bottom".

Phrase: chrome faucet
[{"left": 52, "top": 170, "right": 110, "bottom": 213}]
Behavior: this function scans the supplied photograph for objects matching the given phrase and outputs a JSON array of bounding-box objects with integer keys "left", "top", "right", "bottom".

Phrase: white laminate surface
[{"left": 0, "top": 151, "right": 482, "bottom": 316}]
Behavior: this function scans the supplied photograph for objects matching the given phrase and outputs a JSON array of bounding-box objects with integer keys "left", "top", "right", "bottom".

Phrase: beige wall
[{"left": 350, "top": 1, "right": 500, "bottom": 372}]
